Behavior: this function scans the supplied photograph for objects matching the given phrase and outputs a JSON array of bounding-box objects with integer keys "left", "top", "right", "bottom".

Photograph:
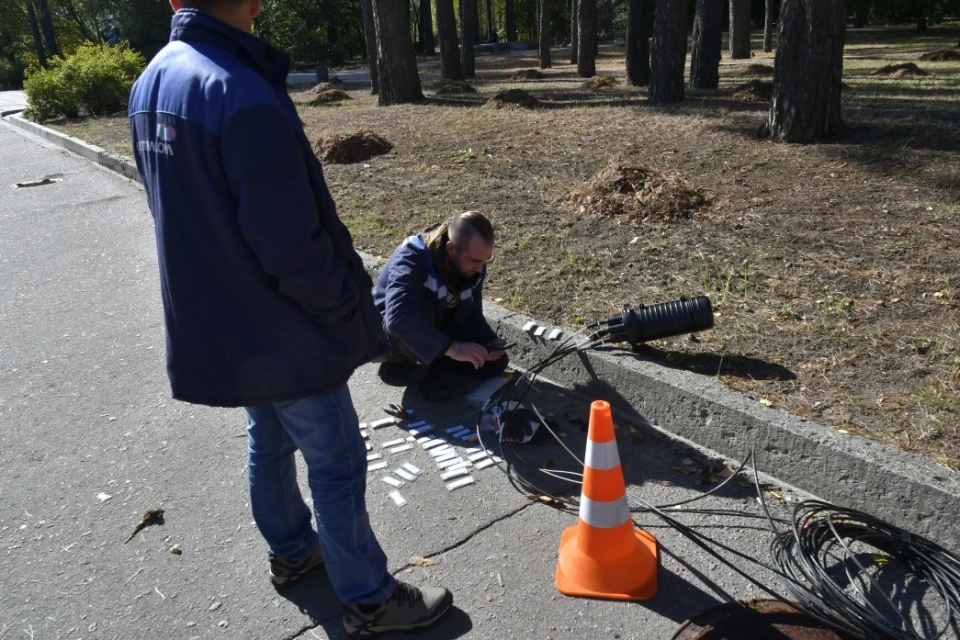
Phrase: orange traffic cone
[{"left": 555, "top": 400, "right": 658, "bottom": 601}]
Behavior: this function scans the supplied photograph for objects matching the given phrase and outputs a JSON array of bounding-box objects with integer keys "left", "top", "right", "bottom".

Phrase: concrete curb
[
  {"left": 8, "top": 112, "right": 959, "bottom": 552},
  {"left": 3, "top": 114, "right": 141, "bottom": 184}
]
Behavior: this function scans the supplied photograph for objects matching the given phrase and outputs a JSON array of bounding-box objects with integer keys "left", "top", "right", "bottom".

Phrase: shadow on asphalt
[{"left": 276, "top": 568, "right": 474, "bottom": 639}]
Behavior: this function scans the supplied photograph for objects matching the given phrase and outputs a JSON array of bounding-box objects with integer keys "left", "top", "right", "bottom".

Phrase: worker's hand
[
  {"left": 446, "top": 342, "right": 488, "bottom": 369},
  {"left": 485, "top": 338, "right": 507, "bottom": 362}
]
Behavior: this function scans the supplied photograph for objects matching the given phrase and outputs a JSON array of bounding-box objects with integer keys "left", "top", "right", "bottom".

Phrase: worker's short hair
[{"left": 448, "top": 211, "right": 495, "bottom": 248}]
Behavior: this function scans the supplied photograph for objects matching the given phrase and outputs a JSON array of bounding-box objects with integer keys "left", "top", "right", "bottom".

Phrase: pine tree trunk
[
  {"left": 435, "top": 0, "right": 463, "bottom": 79},
  {"left": 690, "top": 0, "right": 722, "bottom": 89},
  {"left": 729, "top": 0, "right": 751, "bottom": 59},
  {"left": 763, "top": 0, "right": 775, "bottom": 52},
  {"left": 625, "top": 0, "right": 648, "bottom": 86},
  {"left": 538, "top": 0, "right": 552, "bottom": 68},
  {"left": 506, "top": 0, "right": 517, "bottom": 42},
  {"left": 372, "top": 0, "right": 424, "bottom": 105},
  {"left": 853, "top": 0, "right": 869, "bottom": 28},
  {"left": 768, "top": 0, "right": 846, "bottom": 143},
  {"left": 570, "top": 0, "right": 579, "bottom": 63},
  {"left": 486, "top": 0, "right": 495, "bottom": 41},
  {"left": 649, "top": 0, "right": 688, "bottom": 103},
  {"left": 577, "top": 0, "right": 596, "bottom": 77},
  {"left": 461, "top": 0, "right": 478, "bottom": 77},
  {"left": 24, "top": 0, "right": 47, "bottom": 68},
  {"left": 917, "top": 7, "right": 927, "bottom": 32},
  {"left": 35, "top": 0, "right": 59, "bottom": 57},
  {"left": 360, "top": 0, "right": 379, "bottom": 94},
  {"left": 420, "top": 0, "right": 435, "bottom": 54}
]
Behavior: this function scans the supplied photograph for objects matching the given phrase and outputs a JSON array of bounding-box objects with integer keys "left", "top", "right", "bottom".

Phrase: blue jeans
[{"left": 245, "top": 385, "right": 395, "bottom": 605}]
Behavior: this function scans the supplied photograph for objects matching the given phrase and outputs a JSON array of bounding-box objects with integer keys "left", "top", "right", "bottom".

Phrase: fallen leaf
[
  {"left": 531, "top": 494, "right": 564, "bottom": 508},
  {"left": 409, "top": 556, "right": 438, "bottom": 567},
  {"left": 541, "top": 459, "right": 556, "bottom": 469},
  {"left": 681, "top": 458, "right": 694, "bottom": 466},
  {"left": 125, "top": 508, "right": 164, "bottom": 544},
  {"left": 218, "top": 620, "right": 229, "bottom": 628},
  {"left": 660, "top": 480, "right": 673, "bottom": 487},
  {"left": 770, "top": 491, "right": 785, "bottom": 500},
  {"left": 169, "top": 544, "right": 181, "bottom": 555},
  {"left": 673, "top": 466, "right": 695, "bottom": 475},
  {"left": 873, "top": 555, "right": 890, "bottom": 567},
  {"left": 698, "top": 468, "right": 717, "bottom": 484},
  {"left": 209, "top": 602, "right": 222, "bottom": 611},
  {"left": 97, "top": 492, "right": 112, "bottom": 502},
  {"left": 759, "top": 398, "right": 773, "bottom": 407}
]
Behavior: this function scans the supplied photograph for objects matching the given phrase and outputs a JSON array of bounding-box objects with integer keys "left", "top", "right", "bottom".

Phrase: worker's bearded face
[{"left": 446, "top": 235, "right": 493, "bottom": 278}]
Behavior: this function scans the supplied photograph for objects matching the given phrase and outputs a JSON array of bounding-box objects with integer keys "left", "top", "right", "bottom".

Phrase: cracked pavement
[{"left": 2, "top": 122, "right": 819, "bottom": 640}]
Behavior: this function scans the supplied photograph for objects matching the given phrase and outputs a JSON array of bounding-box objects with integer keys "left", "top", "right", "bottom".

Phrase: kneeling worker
[{"left": 374, "top": 211, "right": 508, "bottom": 400}]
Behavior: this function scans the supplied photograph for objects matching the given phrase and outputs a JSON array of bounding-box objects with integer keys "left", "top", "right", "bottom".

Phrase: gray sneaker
[
  {"left": 343, "top": 581, "right": 453, "bottom": 637},
  {"left": 269, "top": 546, "right": 324, "bottom": 586}
]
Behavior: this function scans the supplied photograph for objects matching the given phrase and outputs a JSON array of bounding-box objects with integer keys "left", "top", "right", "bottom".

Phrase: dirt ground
[{"left": 54, "top": 26, "right": 960, "bottom": 469}]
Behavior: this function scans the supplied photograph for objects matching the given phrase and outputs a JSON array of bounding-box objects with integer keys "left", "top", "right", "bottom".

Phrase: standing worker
[
  {"left": 374, "top": 211, "right": 508, "bottom": 401},
  {"left": 129, "top": 0, "right": 452, "bottom": 635}
]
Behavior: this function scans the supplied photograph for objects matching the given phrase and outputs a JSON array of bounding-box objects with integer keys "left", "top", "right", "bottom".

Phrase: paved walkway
[{"left": 0, "top": 90, "right": 27, "bottom": 116}]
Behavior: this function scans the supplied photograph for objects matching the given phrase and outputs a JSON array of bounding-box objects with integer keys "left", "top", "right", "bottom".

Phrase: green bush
[{"left": 23, "top": 43, "right": 145, "bottom": 122}]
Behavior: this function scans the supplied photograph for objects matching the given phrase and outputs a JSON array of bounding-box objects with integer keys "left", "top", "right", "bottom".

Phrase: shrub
[{"left": 23, "top": 43, "right": 145, "bottom": 122}]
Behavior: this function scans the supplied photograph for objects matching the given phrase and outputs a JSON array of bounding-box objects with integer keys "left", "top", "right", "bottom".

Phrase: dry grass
[
  {"left": 432, "top": 79, "right": 478, "bottom": 95},
  {"left": 873, "top": 62, "right": 928, "bottom": 78},
  {"left": 52, "top": 25, "right": 960, "bottom": 469},
  {"left": 581, "top": 75, "right": 621, "bottom": 89},
  {"left": 511, "top": 68, "right": 546, "bottom": 81},
  {"left": 731, "top": 79, "right": 773, "bottom": 102},
  {"left": 919, "top": 48, "right": 960, "bottom": 62},
  {"left": 312, "top": 129, "right": 392, "bottom": 164},
  {"left": 292, "top": 82, "right": 352, "bottom": 105},
  {"left": 571, "top": 163, "right": 707, "bottom": 224},
  {"left": 742, "top": 63, "right": 775, "bottom": 77},
  {"left": 486, "top": 89, "right": 540, "bottom": 109}
]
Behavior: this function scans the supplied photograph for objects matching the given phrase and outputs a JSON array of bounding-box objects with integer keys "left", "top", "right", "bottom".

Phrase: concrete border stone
[{"left": 8, "top": 112, "right": 959, "bottom": 552}]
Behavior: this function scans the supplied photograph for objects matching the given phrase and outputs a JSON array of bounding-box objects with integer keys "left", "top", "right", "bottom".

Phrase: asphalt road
[{"left": 1, "top": 122, "right": 817, "bottom": 640}]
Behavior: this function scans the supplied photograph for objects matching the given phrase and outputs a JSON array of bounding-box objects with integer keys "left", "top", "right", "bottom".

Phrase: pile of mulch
[
  {"left": 294, "top": 82, "right": 352, "bottom": 105},
  {"left": 487, "top": 89, "right": 540, "bottom": 110},
  {"left": 312, "top": 130, "right": 392, "bottom": 164},
  {"left": 433, "top": 80, "right": 478, "bottom": 95},
  {"left": 570, "top": 163, "right": 707, "bottom": 224},
  {"left": 873, "top": 63, "right": 928, "bottom": 78},
  {"left": 581, "top": 75, "right": 620, "bottom": 89},
  {"left": 731, "top": 80, "right": 773, "bottom": 102},
  {"left": 919, "top": 49, "right": 960, "bottom": 62},
  {"left": 511, "top": 69, "right": 545, "bottom": 81},
  {"left": 742, "top": 64, "right": 774, "bottom": 77}
]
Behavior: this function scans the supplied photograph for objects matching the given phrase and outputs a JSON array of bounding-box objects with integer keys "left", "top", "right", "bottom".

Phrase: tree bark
[
  {"left": 25, "top": 0, "right": 47, "bottom": 68},
  {"left": 486, "top": 0, "right": 495, "bottom": 41},
  {"left": 372, "top": 0, "right": 424, "bottom": 105},
  {"left": 917, "top": 7, "right": 927, "bottom": 32},
  {"left": 435, "top": 0, "right": 463, "bottom": 79},
  {"left": 570, "top": 0, "right": 578, "bottom": 63},
  {"left": 538, "top": 0, "right": 552, "bottom": 68},
  {"left": 729, "top": 0, "right": 751, "bottom": 59},
  {"left": 419, "top": 0, "right": 435, "bottom": 54},
  {"left": 763, "top": 0, "right": 775, "bottom": 52},
  {"left": 625, "top": 0, "right": 648, "bottom": 86},
  {"left": 506, "top": 0, "right": 517, "bottom": 42},
  {"left": 461, "top": 0, "right": 478, "bottom": 77},
  {"left": 577, "top": 0, "right": 595, "bottom": 76},
  {"left": 34, "top": 0, "right": 59, "bottom": 57},
  {"left": 853, "top": 0, "right": 869, "bottom": 28},
  {"left": 768, "top": 0, "right": 846, "bottom": 143},
  {"left": 690, "top": 0, "right": 722, "bottom": 89},
  {"left": 360, "top": 0, "right": 379, "bottom": 94},
  {"left": 649, "top": 0, "right": 688, "bottom": 103}
]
